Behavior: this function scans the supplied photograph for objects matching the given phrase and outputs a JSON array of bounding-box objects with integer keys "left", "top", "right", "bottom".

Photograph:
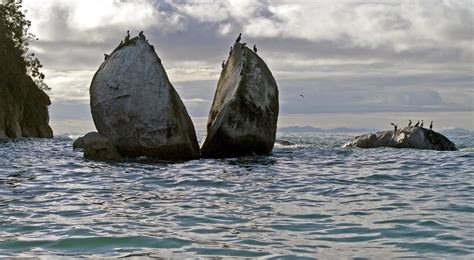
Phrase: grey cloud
[{"left": 24, "top": 0, "right": 473, "bottom": 117}]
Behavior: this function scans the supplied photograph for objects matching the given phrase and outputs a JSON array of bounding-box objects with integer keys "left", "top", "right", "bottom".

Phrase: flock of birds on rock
[
  {"left": 104, "top": 30, "right": 150, "bottom": 61},
  {"left": 390, "top": 120, "right": 434, "bottom": 132},
  {"left": 221, "top": 33, "right": 258, "bottom": 70}
]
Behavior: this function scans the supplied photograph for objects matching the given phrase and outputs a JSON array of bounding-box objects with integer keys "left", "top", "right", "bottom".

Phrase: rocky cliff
[
  {"left": 343, "top": 126, "right": 457, "bottom": 151},
  {"left": 200, "top": 42, "right": 279, "bottom": 158},
  {"left": 90, "top": 37, "right": 199, "bottom": 160},
  {"left": 0, "top": 75, "right": 53, "bottom": 140}
]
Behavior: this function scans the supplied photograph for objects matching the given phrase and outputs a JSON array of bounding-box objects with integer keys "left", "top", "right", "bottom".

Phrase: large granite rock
[
  {"left": 200, "top": 42, "right": 279, "bottom": 158},
  {"left": 343, "top": 126, "right": 457, "bottom": 151},
  {"left": 82, "top": 132, "right": 122, "bottom": 162},
  {"left": 90, "top": 37, "right": 199, "bottom": 160},
  {"left": 0, "top": 76, "right": 52, "bottom": 140}
]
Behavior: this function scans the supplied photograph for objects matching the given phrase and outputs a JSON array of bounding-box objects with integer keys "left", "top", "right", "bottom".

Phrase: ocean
[{"left": 0, "top": 131, "right": 473, "bottom": 258}]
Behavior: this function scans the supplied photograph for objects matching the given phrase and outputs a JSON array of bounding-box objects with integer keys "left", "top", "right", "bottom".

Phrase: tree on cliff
[{"left": 0, "top": 0, "right": 48, "bottom": 91}]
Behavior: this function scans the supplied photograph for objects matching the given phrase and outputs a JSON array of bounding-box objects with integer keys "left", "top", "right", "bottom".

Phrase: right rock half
[{"left": 201, "top": 42, "right": 279, "bottom": 158}]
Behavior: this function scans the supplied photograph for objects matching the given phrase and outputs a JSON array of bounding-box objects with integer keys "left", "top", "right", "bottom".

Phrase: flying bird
[{"left": 299, "top": 94, "right": 304, "bottom": 98}]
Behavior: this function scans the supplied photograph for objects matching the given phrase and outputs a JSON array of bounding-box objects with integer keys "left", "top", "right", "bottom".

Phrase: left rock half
[{"left": 90, "top": 37, "right": 199, "bottom": 160}]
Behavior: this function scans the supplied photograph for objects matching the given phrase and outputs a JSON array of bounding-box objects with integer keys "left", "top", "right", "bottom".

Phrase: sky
[{"left": 21, "top": 0, "right": 474, "bottom": 133}]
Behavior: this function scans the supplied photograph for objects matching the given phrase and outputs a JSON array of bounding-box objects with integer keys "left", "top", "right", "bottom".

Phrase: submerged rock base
[{"left": 343, "top": 126, "right": 457, "bottom": 151}]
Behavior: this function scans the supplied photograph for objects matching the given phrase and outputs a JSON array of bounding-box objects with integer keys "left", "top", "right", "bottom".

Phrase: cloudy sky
[{"left": 22, "top": 0, "right": 473, "bottom": 132}]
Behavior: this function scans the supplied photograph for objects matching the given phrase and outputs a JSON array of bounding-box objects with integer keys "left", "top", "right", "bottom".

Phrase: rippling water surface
[{"left": 1, "top": 132, "right": 473, "bottom": 258}]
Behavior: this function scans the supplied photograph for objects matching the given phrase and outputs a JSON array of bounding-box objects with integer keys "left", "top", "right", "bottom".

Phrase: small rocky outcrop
[
  {"left": 0, "top": 76, "right": 53, "bottom": 140},
  {"left": 343, "top": 126, "right": 457, "bottom": 151},
  {"left": 82, "top": 132, "right": 122, "bottom": 162},
  {"left": 200, "top": 42, "right": 279, "bottom": 158},
  {"left": 72, "top": 136, "right": 84, "bottom": 149},
  {"left": 90, "top": 37, "right": 199, "bottom": 160}
]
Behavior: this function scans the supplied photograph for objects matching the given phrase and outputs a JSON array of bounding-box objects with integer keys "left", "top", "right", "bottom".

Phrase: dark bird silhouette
[
  {"left": 414, "top": 120, "right": 420, "bottom": 127},
  {"left": 139, "top": 31, "right": 146, "bottom": 40},
  {"left": 229, "top": 46, "right": 233, "bottom": 56},
  {"left": 253, "top": 44, "right": 257, "bottom": 53},
  {"left": 299, "top": 94, "right": 304, "bottom": 98},
  {"left": 408, "top": 119, "right": 412, "bottom": 127},
  {"left": 235, "top": 33, "right": 241, "bottom": 43},
  {"left": 104, "top": 54, "right": 109, "bottom": 60},
  {"left": 240, "top": 61, "right": 245, "bottom": 75},
  {"left": 221, "top": 60, "right": 225, "bottom": 69},
  {"left": 429, "top": 121, "right": 433, "bottom": 130},
  {"left": 391, "top": 123, "right": 398, "bottom": 132},
  {"left": 124, "top": 30, "right": 130, "bottom": 43},
  {"left": 420, "top": 120, "right": 424, "bottom": 128}
]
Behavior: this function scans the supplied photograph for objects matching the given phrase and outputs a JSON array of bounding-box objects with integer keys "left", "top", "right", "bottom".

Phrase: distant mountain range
[
  {"left": 278, "top": 126, "right": 377, "bottom": 133},
  {"left": 439, "top": 128, "right": 474, "bottom": 135},
  {"left": 278, "top": 126, "right": 474, "bottom": 135}
]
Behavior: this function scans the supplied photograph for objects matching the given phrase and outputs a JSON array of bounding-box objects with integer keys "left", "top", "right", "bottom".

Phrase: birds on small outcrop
[
  {"left": 253, "top": 44, "right": 257, "bottom": 53},
  {"left": 139, "top": 31, "right": 146, "bottom": 40},
  {"left": 420, "top": 120, "right": 424, "bottom": 128},
  {"left": 408, "top": 119, "right": 412, "bottom": 127},
  {"left": 414, "top": 120, "right": 420, "bottom": 127},
  {"left": 236, "top": 33, "right": 241, "bottom": 43},
  {"left": 391, "top": 123, "right": 398, "bottom": 132},
  {"left": 124, "top": 30, "right": 130, "bottom": 43},
  {"left": 429, "top": 121, "right": 433, "bottom": 130}
]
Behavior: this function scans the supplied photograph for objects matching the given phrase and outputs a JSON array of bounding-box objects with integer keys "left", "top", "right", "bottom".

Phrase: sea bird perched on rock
[
  {"left": 221, "top": 60, "right": 225, "bottom": 69},
  {"left": 139, "top": 31, "right": 146, "bottom": 40},
  {"left": 414, "top": 120, "right": 420, "bottom": 127},
  {"left": 229, "top": 46, "right": 232, "bottom": 56},
  {"left": 235, "top": 33, "right": 241, "bottom": 43},
  {"left": 253, "top": 44, "right": 257, "bottom": 53},
  {"left": 124, "top": 30, "right": 130, "bottom": 43},
  {"left": 408, "top": 119, "right": 412, "bottom": 127},
  {"left": 429, "top": 121, "right": 433, "bottom": 130},
  {"left": 104, "top": 54, "right": 109, "bottom": 61},
  {"left": 420, "top": 120, "right": 424, "bottom": 128},
  {"left": 391, "top": 123, "right": 398, "bottom": 132}
]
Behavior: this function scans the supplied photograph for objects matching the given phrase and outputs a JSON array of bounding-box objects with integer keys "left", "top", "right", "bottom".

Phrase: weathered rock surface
[
  {"left": 0, "top": 76, "right": 53, "bottom": 140},
  {"left": 201, "top": 42, "right": 279, "bottom": 158},
  {"left": 82, "top": 132, "right": 122, "bottom": 162},
  {"left": 343, "top": 126, "right": 457, "bottom": 151},
  {"left": 90, "top": 37, "right": 199, "bottom": 160}
]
